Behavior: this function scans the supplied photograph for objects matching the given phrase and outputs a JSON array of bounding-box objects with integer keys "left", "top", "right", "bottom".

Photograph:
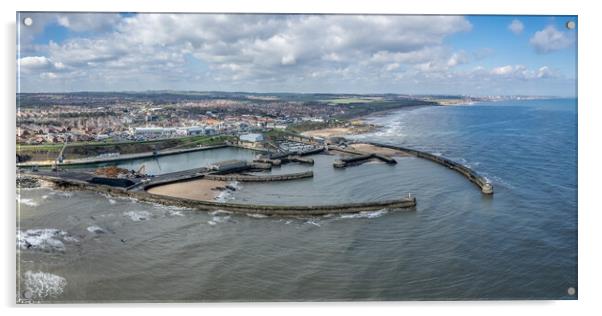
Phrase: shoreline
[
  {"left": 301, "top": 104, "right": 434, "bottom": 139},
  {"left": 19, "top": 138, "right": 493, "bottom": 217}
]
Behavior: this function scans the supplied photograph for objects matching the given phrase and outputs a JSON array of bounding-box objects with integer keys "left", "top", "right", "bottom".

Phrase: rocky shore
[{"left": 17, "top": 175, "right": 40, "bottom": 189}]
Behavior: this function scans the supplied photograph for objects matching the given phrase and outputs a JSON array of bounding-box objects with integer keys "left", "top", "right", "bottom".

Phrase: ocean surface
[{"left": 16, "top": 98, "right": 577, "bottom": 302}]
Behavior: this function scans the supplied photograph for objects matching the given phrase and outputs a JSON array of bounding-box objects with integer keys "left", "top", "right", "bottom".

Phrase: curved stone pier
[
  {"left": 27, "top": 174, "right": 416, "bottom": 216},
  {"left": 366, "top": 142, "right": 493, "bottom": 194}
]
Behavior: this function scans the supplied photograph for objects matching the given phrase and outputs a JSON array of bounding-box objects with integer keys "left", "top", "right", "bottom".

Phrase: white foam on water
[
  {"left": 228, "top": 181, "right": 241, "bottom": 190},
  {"left": 285, "top": 220, "right": 293, "bottom": 225},
  {"left": 41, "top": 195, "right": 50, "bottom": 200},
  {"left": 209, "top": 209, "right": 232, "bottom": 216},
  {"left": 306, "top": 220, "right": 321, "bottom": 227},
  {"left": 166, "top": 210, "right": 184, "bottom": 217},
  {"left": 246, "top": 213, "right": 268, "bottom": 219},
  {"left": 126, "top": 196, "right": 142, "bottom": 204},
  {"left": 215, "top": 190, "right": 233, "bottom": 203},
  {"left": 17, "top": 229, "right": 77, "bottom": 252},
  {"left": 123, "top": 211, "right": 151, "bottom": 222},
  {"left": 108, "top": 199, "right": 116, "bottom": 205},
  {"left": 340, "top": 209, "right": 389, "bottom": 219},
  {"left": 18, "top": 198, "right": 38, "bottom": 207},
  {"left": 207, "top": 220, "right": 217, "bottom": 226},
  {"left": 215, "top": 181, "right": 242, "bottom": 203},
  {"left": 483, "top": 174, "right": 513, "bottom": 190},
  {"left": 210, "top": 215, "right": 231, "bottom": 224},
  {"left": 86, "top": 225, "right": 106, "bottom": 234},
  {"left": 58, "top": 192, "right": 73, "bottom": 198},
  {"left": 63, "top": 236, "right": 79, "bottom": 243},
  {"left": 22, "top": 271, "right": 66, "bottom": 300},
  {"left": 153, "top": 204, "right": 190, "bottom": 217}
]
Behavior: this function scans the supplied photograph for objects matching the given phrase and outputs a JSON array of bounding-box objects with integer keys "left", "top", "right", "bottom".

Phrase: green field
[{"left": 322, "top": 97, "right": 384, "bottom": 104}]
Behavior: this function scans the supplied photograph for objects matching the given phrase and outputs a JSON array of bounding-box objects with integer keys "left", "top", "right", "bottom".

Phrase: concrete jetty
[
  {"left": 333, "top": 153, "right": 397, "bottom": 168},
  {"left": 253, "top": 158, "right": 282, "bottom": 166},
  {"left": 262, "top": 148, "right": 322, "bottom": 166},
  {"left": 287, "top": 155, "right": 314, "bottom": 165},
  {"left": 204, "top": 171, "right": 314, "bottom": 182}
]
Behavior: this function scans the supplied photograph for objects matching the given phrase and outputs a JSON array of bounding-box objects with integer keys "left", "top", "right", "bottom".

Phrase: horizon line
[{"left": 15, "top": 89, "right": 574, "bottom": 99}]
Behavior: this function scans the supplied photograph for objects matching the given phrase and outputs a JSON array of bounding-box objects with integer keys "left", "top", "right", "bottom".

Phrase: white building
[
  {"left": 132, "top": 127, "right": 170, "bottom": 138},
  {"left": 95, "top": 134, "right": 110, "bottom": 141},
  {"left": 239, "top": 133, "right": 264, "bottom": 143}
]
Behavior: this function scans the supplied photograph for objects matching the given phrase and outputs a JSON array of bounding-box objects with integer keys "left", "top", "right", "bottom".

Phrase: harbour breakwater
[
  {"left": 332, "top": 152, "right": 397, "bottom": 168},
  {"left": 205, "top": 171, "right": 314, "bottom": 182},
  {"left": 18, "top": 136, "right": 492, "bottom": 218},
  {"left": 365, "top": 142, "right": 493, "bottom": 194},
  {"left": 25, "top": 173, "right": 416, "bottom": 216}
]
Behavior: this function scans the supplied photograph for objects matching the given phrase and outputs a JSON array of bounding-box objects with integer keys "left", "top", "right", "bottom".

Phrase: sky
[{"left": 17, "top": 13, "right": 577, "bottom": 96}]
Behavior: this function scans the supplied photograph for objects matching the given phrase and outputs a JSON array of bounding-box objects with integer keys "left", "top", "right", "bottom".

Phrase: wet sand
[
  {"left": 349, "top": 143, "right": 409, "bottom": 157},
  {"left": 147, "top": 179, "right": 227, "bottom": 201}
]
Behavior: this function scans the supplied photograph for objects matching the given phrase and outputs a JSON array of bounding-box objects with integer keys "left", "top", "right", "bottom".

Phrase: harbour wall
[
  {"left": 366, "top": 142, "right": 493, "bottom": 194},
  {"left": 17, "top": 144, "right": 232, "bottom": 168},
  {"left": 204, "top": 171, "right": 314, "bottom": 182},
  {"left": 27, "top": 173, "right": 416, "bottom": 216}
]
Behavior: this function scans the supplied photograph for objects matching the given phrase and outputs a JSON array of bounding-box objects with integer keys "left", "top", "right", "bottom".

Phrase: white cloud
[
  {"left": 536, "top": 66, "right": 556, "bottom": 78},
  {"left": 508, "top": 19, "right": 524, "bottom": 35},
  {"left": 489, "top": 64, "right": 559, "bottom": 80},
  {"left": 56, "top": 13, "right": 121, "bottom": 32},
  {"left": 17, "top": 13, "right": 574, "bottom": 95},
  {"left": 385, "top": 63, "right": 400, "bottom": 71},
  {"left": 491, "top": 65, "right": 515, "bottom": 75},
  {"left": 18, "top": 56, "right": 67, "bottom": 74},
  {"left": 40, "top": 72, "right": 58, "bottom": 79},
  {"left": 447, "top": 52, "right": 468, "bottom": 67},
  {"left": 18, "top": 56, "right": 51, "bottom": 69},
  {"left": 23, "top": 14, "right": 474, "bottom": 87},
  {"left": 529, "top": 25, "right": 574, "bottom": 54}
]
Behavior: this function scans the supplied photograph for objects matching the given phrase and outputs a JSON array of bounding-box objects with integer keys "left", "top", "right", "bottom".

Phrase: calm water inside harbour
[{"left": 17, "top": 99, "right": 577, "bottom": 302}]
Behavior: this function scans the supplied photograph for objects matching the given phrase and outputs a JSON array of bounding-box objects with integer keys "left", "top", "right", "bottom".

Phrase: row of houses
[{"left": 130, "top": 126, "right": 218, "bottom": 138}]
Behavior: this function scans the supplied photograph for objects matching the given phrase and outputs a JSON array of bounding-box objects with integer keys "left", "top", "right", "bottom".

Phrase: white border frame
[{"left": 2, "top": 0, "right": 600, "bottom": 315}]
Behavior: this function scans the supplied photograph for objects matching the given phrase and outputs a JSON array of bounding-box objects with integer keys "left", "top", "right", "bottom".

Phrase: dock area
[
  {"left": 18, "top": 136, "right": 496, "bottom": 217},
  {"left": 16, "top": 144, "right": 234, "bottom": 168}
]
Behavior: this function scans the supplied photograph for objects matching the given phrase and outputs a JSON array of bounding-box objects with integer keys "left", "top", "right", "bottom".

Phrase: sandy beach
[
  {"left": 302, "top": 127, "right": 354, "bottom": 138},
  {"left": 147, "top": 178, "right": 227, "bottom": 201}
]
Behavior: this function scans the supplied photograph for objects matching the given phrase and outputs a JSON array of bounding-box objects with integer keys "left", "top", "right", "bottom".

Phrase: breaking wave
[
  {"left": 87, "top": 225, "right": 106, "bottom": 234},
  {"left": 123, "top": 211, "right": 151, "bottom": 222},
  {"left": 208, "top": 216, "right": 231, "bottom": 226},
  {"left": 18, "top": 198, "right": 38, "bottom": 207},
  {"left": 17, "top": 229, "right": 78, "bottom": 252},
  {"left": 340, "top": 209, "right": 389, "bottom": 219},
  {"left": 22, "top": 271, "right": 66, "bottom": 300},
  {"left": 246, "top": 213, "right": 268, "bottom": 219},
  {"left": 214, "top": 181, "right": 241, "bottom": 203},
  {"left": 210, "top": 210, "right": 232, "bottom": 216},
  {"left": 305, "top": 220, "right": 321, "bottom": 227}
]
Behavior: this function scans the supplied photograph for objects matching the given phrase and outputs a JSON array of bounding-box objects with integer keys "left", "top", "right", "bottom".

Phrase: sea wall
[
  {"left": 366, "top": 142, "right": 493, "bottom": 194},
  {"left": 27, "top": 173, "right": 416, "bottom": 216},
  {"left": 204, "top": 171, "right": 314, "bottom": 182}
]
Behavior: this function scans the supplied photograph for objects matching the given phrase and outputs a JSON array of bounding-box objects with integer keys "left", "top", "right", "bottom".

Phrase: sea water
[{"left": 17, "top": 98, "right": 577, "bottom": 302}]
